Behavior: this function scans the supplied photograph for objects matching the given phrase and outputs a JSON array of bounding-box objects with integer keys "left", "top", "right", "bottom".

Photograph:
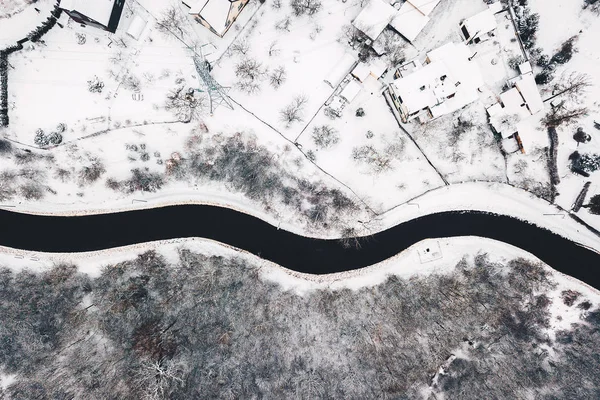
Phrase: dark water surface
[{"left": 1, "top": 207, "right": 599, "bottom": 288}]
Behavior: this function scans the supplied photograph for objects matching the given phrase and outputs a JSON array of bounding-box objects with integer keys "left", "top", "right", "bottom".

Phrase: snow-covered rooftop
[
  {"left": 340, "top": 80, "right": 362, "bottom": 103},
  {"left": 324, "top": 53, "right": 357, "bottom": 88},
  {"left": 389, "top": 2, "right": 430, "bottom": 42},
  {"left": 487, "top": 87, "right": 531, "bottom": 138},
  {"left": 60, "top": 0, "right": 116, "bottom": 26},
  {"left": 199, "top": 0, "right": 232, "bottom": 35},
  {"left": 352, "top": 0, "right": 397, "bottom": 41},
  {"left": 515, "top": 73, "right": 544, "bottom": 114},
  {"left": 406, "top": 0, "right": 441, "bottom": 16},
  {"left": 390, "top": 42, "right": 484, "bottom": 117},
  {"left": 352, "top": 63, "right": 371, "bottom": 82},
  {"left": 461, "top": 8, "right": 497, "bottom": 39}
]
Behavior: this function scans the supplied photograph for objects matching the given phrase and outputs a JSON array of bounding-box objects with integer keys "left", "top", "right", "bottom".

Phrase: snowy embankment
[{"left": 1, "top": 235, "right": 599, "bottom": 302}]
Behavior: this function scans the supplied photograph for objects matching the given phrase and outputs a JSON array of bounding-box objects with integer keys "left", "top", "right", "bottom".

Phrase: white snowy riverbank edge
[
  {"left": 1, "top": 236, "right": 598, "bottom": 301},
  {"left": 3, "top": 181, "right": 599, "bottom": 252}
]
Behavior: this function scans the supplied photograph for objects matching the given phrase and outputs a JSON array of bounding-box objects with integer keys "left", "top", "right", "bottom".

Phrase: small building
[
  {"left": 183, "top": 0, "right": 249, "bottom": 37},
  {"left": 340, "top": 80, "right": 362, "bottom": 103},
  {"left": 60, "top": 0, "right": 125, "bottom": 33},
  {"left": 352, "top": 0, "right": 397, "bottom": 41},
  {"left": 486, "top": 69, "right": 544, "bottom": 153},
  {"left": 459, "top": 2, "right": 502, "bottom": 44},
  {"left": 324, "top": 53, "right": 357, "bottom": 88},
  {"left": 351, "top": 60, "right": 388, "bottom": 82},
  {"left": 126, "top": 15, "right": 147, "bottom": 40},
  {"left": 389, "top": 0, "right": 441, "bottom": 43},
  {"left": 386, "top": 42, "right": 484, "bottom": 123}
]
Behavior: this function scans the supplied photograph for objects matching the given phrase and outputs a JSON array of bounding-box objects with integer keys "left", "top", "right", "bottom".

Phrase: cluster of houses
[
  {"left": 352, "top": 0, "right": 442, "bottom": 44},
  {"left": 355, "top": 1, "right": 546, "bottom": 154},
  {"left": 59, "top": 0, "right": 247, "bottom": 38}
]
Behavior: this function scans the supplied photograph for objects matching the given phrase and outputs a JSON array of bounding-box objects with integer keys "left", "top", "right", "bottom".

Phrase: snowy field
[
  {"left": 0, "top": 0, "right": 56, "bottom": 49},
  {"left": 527, "top": 0, "right": 600, "bottom": 229}
]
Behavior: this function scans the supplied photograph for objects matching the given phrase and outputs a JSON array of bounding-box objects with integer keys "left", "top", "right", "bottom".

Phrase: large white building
[{"left": 386, "top": 42, "right": 484, "bottom": 123}]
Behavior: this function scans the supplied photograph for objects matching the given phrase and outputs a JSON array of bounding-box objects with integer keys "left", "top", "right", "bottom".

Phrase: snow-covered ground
[
  {"left": 0, "top": 0, "right": 55, "bottom": 49},
  {"left": 527, "top": 0, "right": 600, "bottom": 230}
]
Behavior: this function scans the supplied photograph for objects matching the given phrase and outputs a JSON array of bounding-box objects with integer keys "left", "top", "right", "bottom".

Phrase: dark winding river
[{"left": 1, "top": 207, "right": 599, "bottom": 289}]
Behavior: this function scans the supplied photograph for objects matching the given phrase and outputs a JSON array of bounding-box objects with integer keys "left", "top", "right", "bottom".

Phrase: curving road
[{"left": 1, "top": 206, "right": 599, "bottom": 288}]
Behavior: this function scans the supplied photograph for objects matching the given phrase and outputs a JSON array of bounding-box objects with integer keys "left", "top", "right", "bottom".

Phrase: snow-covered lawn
[
  {"left": 211, "top": 0, "right": 364, "bottom": 140},
  {"left": 296, "top": 75, "right": 444, "bottom": 212},
  {"left": 528, "top": 0, "right": 600, "bottom": 228},
  {"left": 4, "top": 3, "right": 197, "bottom": 144},
  {"left": 0, "top": 0, "right": 56, "bottom": 49}
]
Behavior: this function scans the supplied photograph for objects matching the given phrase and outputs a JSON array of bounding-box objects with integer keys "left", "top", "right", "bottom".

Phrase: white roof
[
  {"left": 389, "top": 2, "right": 430, "bottom": 42},
  {"left": 391, "top": 42, "right": 483, "bottom": 117},
  {"left": 406, "top": 0, "right": 441, "bottom": 16},
  {"left": 488, "top": 87, "right": 531, "bottom": 138},
  {"left": 60, "top": 0, "right": 115, "bottom": 26},
  {"left": 352, "top": 63, "right": 371, "bottom": 82},
  {"left": 369, "top": 59, "right": 387, "bottom": 78},
  {"left": 340, "top": 80, "right": 362, "bottom": 103},
  {"left": 126, "top": 15, "right": 147, "bottom": 40},
  {"left": 515, "top": 73, "right": 544, "bottom": 114},
  {"left": 352, "top": 0, "right": 397, "bottom": 41},
  {"left": 188, "top": 0, "right": 210, "bottom": 14},
  {"left": 462, "top": 8, "right": 497, "bottom": 38},
  {"left": 324, "top": 53, "right": 357, "bottom": 88},
  {"left": 488, "top": 1, "right": 503, "bottom": 14},
  {"left": 518, "top": 61, "right": 533, "bottom": 75},
  {"left": 199, "top": 0, "right": 232, "bottom": 34}
]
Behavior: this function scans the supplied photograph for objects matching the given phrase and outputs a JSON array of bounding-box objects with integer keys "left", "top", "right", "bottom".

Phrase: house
[
  {"left": 386, "top": 42, "right": 484, "bottom": 123},
  {"left": 389, "top": 0, "right": 441, "bottom": 43},
  {"left": 352, "top": 0, "right": 442, "bottom": 43},
  {"left": 486, "top": 67, "right": 544, "bottom": 153},
  {"left": 352, "top": 0, "right": 397, "bottom": 41},
  {"left": 459, "top": 2, "right": 503, "bottom": 44},
  {"left": 183, "top": 0, "right": 249, "bottom": 37},
  {"left": 60, "top": 0, "right": 125, "bottom": 33}
]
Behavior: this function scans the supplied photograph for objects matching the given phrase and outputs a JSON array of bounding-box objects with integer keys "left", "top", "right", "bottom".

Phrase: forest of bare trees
[{"left": 0, "top": 250, "right": 598, "bottom": 399}]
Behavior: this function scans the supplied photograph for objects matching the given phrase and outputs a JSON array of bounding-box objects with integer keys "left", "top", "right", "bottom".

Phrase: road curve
[{"left": 1, "top": 206, "right": 599, "bottom": 288}]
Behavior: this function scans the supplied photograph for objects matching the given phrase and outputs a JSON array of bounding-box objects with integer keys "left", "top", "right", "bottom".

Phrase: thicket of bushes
[{"left": 0, "top": 251, "right": 598, "bottom": 399}]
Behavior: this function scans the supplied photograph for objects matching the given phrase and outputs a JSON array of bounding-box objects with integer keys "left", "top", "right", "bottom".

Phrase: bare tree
[
  {"left": 156, "top": 6, "right": 187, "bottom": 38},
  {"left": 312, "top": 125, "right": 339, "bottom": 149},
  {"left": 235, "top": 58, "right": 266, "bottom": 81},
  {"left": 230, "top": 39, "right": 250, "bottom": 56},
  {"left": 280, "top": 95, "right": 308, "bottom": 126},
  {"left": 546, "top": 72, "right": 591, "bottom": 104},
  {"left": 543, "top": 101, "right": 588, "bottom": 128},
  {"left": 269, "top": 66, "right": 287, "bottom": 89},
  {"left": 134, "top": 359, "right": 186, "bottom": 400},
  {"left": 235, "top": 58, "right": 266, "bottom": 94},
  {"left": 268, "top": 41, "right": 281, "bottom": 57},
  {"left": 275, "top": 16, "right": 292, "bottom": 32},
  {"left": 165, "top": 86, "right": 207, "bottom": 122},
  {"left": 290, "top": 0, "right": 322, "bottom": 16}
]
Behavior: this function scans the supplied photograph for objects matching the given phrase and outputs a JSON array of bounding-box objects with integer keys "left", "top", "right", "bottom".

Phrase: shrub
[
  {"left": 280, "top": 95, "right": 308, "bottom": 126},
  {"left": 124, "top": 168, "right": 164, "bottom": 193},
  {"left": 0, "top": 138, "right": 12, "bottom": 154},
  {"left": 551, "top": 36, "right": 577, "bottom": 65},
  {"left": 78, "top": 160, "right": 106, "bottom": 185},
  {"left": 570, "top": 151, "right": 600, "bottom": 174},
  {"left": 290, "top": 0, "right": 322, "bottom": 16},
  {"left": 19, "top": 183, "right": 44, "bottom": 200},
  {"left": 311, "top": 125, "right": 339, "bottom": 149}
]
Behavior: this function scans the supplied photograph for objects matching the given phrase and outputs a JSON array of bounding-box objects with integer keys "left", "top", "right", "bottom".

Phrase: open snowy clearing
[{"left": 527, "top": 0, "right": 600, "bottom": 231}]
